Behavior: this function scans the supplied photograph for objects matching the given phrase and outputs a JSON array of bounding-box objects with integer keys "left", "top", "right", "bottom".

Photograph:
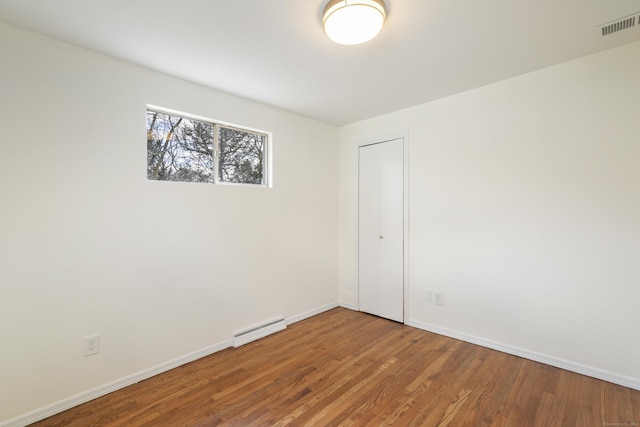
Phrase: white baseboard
[
  {"left": 286, "top": 301, "right": 339, "bottom": 325},
  {"left": 338, "top": 301, "right": 357, "bottom": 311},
  {"left": 17, "top": 303, "right": 634, "bottom": 427},
  {"left": 0, "top": 339, "right": 233, "bottom": 427},
  {"left": 408, "top": 319, "right": 640, "bottom": 392},
  {"left": 1, "top": 301, "right": 344, "bottom": 427}
]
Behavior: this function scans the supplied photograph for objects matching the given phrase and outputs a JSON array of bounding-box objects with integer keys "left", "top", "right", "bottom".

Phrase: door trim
[{"left": 355, "top": 131, "right": 409, "bottom": 324}]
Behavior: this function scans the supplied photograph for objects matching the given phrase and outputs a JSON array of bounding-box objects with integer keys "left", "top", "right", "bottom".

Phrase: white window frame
[{"left": 147, "top": 104, "right": 272, "bottom": 187}]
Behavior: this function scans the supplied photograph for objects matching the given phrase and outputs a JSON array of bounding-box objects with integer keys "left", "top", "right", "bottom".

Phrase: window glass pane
[
  {"left": 218, "top": 126, "right": 265, "bottom": 185},
  {"left": 147, "top": 111, "right": 214, "bottom": 183}
]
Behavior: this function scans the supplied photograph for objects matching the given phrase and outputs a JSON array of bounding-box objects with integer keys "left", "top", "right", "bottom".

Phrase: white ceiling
[{"left": 1, "top": 0, "right": 639, "bottom": 125}]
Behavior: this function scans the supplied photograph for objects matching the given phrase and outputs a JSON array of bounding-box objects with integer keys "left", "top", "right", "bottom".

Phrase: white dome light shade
[{"left": 323, "top": 0, "right": 386, "bottom": 45}]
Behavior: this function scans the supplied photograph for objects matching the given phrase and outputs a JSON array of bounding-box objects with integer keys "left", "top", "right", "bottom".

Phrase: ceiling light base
[{"left": 322, "top": 0, "right": 387, "bottom": 45}]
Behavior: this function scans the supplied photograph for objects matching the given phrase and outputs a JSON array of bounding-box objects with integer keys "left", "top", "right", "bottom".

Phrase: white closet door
[{"left": 358, "top": 138, "right": 404, "bottom": 322}]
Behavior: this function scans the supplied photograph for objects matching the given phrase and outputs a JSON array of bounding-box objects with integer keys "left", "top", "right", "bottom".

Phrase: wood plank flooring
[{"left": 31, "top": 308, "right": 640, "bottom": 426}]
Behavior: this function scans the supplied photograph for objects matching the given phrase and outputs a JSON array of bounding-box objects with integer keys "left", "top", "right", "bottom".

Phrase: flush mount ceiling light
[{"left": 322, "top": 0, "right": 387, "bottom": 45}]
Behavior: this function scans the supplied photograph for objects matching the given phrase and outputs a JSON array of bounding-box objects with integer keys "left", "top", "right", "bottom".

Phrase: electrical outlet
[
  {"left": 84, "top": 334, "right": 100, "bottom": 357},
  {"left": 434, "top": 292, "right": 444, "bottom": 305},
  {"left": 425, "top": 289, "right": 433, "bottom": 302}
]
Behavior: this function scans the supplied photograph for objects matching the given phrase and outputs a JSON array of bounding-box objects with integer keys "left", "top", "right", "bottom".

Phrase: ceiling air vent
[{"left": 595, "top": 12, "right": 639, "bottom": 36}]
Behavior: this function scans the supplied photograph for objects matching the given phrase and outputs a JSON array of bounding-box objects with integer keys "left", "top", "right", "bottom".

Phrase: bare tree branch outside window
[
  {"left": 218, "top": 127, "right": 265, "bottom": 185},
  {"left": 146, "top": 110, "right": 267, "bottom": 186}
]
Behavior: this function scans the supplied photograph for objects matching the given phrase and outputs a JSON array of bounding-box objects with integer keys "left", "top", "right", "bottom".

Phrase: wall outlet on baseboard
[
  {"left": 84, "top": 334, "right": 100, "bottom": 357},
  {"left": 434, "top": 292, "right": 444, "bottom": 305}
]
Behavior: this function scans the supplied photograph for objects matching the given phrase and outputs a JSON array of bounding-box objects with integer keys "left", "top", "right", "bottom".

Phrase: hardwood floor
[{"left": 31, "top": 308, "right": 640, "bottom": 426}]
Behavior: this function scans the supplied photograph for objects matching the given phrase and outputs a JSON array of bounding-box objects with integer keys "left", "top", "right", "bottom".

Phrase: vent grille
[
  {"left": 595, "top": 12, "right": 639, "bottom": 36},
  {"left": 232, "top": 316, "right": 286, "bottom": 347}
]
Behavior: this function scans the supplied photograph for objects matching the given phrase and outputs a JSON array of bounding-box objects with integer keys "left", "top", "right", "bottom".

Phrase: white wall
[
  {"left": 0, "top": 23, "right": 338, "bottom": 423},
  {"left": 339, "top": 41, "right": 640, "bottom": 386}
]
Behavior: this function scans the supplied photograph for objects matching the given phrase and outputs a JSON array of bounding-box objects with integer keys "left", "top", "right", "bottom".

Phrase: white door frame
[{"left": 355, "top": 131, "right": 409, "bottom": 324}]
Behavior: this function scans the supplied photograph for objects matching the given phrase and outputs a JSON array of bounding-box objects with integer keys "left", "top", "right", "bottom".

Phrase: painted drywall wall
[
  {"left": 339, "top": 41, "right": 640, "bottom": 384},
  {"left": 0, "top": 23, "right": 338, "bottom": 423}
]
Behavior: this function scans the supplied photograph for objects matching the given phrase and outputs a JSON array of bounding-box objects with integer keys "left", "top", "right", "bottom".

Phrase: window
[{"left": 146, "top": 107, "right": 269, "bottom": 186}]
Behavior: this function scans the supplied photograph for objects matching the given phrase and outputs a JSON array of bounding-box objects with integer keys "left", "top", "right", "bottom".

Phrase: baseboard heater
[{"left": 232, "top": 316, "right": 287, "bottom": 347}]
